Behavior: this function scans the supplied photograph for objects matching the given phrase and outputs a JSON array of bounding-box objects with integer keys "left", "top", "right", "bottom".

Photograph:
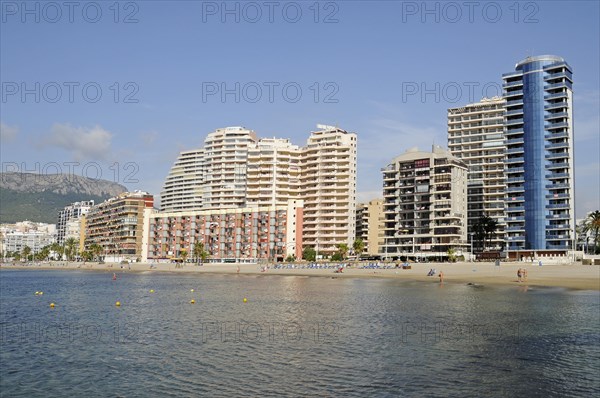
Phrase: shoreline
[{"left": 1, "top": 261, "right": 599, "bottom": 291}]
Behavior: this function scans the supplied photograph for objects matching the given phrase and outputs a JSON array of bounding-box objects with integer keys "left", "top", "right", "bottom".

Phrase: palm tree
[
  {"left": 180, "top": 249, "right": 188, "bottom": 262},
  {"left": 582, "top": 210, "right": 600, "bottom": 254},
  {"left": 64, "top": 238, "right": 78, "bottom": 261},
  {"left": 193, "top": 241, "right": 209, "bottom": 264},
  {"left": 483, "top": 216, "right": 499, "bottom": 250},
  {"left": 353, "top": 238, "right": 365, "bottom": 256},
  {"left": 50, "top": 242, "right": 64, "bottom": 260},
  {"left": 89, "top": 243, "right": 103, "bottom": 261},
  {"left": 21, "top": 245, "right": 31, "bottom": 261},
  {"left": 337, "top": 243, "right": 349, "bottom": 260},
  {"left": 473, "top": 216, "right": 499, "bottom": 251}
]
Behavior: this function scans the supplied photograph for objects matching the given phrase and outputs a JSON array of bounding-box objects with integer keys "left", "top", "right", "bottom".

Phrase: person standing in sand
[
  {"left": 517, "top": 268, "right": 522, "bottom": 282},
  {"left": 523, "top": 268, "right": 528, "bottom": 282},
  {"left": 439, "top": 271, "right": 444, "bottom": 283},
  {"left": 237, "top": 265, "right": 240, "bottom": 274}
]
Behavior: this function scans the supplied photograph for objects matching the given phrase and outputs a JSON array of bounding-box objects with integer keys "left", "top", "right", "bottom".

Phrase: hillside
[{"left": 0, "top": 172, "right": 127, "bottom": 224}]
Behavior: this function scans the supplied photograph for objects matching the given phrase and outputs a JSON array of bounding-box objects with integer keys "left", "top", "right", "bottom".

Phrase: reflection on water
[{"left": 1, "top": 270, "right": 599, "bottom": 397}]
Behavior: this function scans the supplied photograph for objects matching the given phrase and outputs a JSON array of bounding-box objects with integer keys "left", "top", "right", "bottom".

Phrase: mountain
[{"left": 0, "top": 172, "right": 128, "bottom": 224}]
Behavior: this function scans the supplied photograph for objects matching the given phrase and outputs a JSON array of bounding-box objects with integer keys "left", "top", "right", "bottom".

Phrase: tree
[
  {"left": 473, "top": 216, "right": 499, "bottom": 251},
  {"left": 483, "top": 216, "right": 499, "bottom": 250},
  {"left": 64, "top": 238, "right": 78, "bottom": 261},
  {"left": 303, "top": 247, "right": 316, "bottom": 262},
  {"left": 447, "top": 248, "right": 457, "bottom": 262},
  {"left": 50, "top": 242, "right": 64, "bottom": 260},
  {"left": 582, "top": 210, "right": 600, "bottom": 254},
  {"left": 81, "top": 251, "right": 93, "bottom": 262},
  {"left": 21, "top": 246, "right": 31, "bottom": 261},
  {"left": 331, "top": 252, "right": 343, "bottom": 261},
  {"left": 89, "top": 243, "right": 103, "bottom": 261},
  {"left": 353, "top": 238, "right": 365, "bottom": 256},
  {"left": 180, "top": 249, "right": 188, "bottom": 262},
  {"left": 337, "top": 243, "right": 349, "bottom": 260},
  {"left": 193, "top": 241, "right": 209, "bottom": 264},
  {"left": 285, "top": 254, "right": 296, "bottom": 262}
]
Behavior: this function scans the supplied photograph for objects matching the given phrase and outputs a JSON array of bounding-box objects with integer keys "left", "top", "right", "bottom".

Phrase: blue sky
[{"left": 1, "top": 1, "right": 598, "bottom": 217}]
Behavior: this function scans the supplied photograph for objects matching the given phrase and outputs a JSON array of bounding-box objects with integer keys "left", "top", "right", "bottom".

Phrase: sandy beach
[{"left": 2, "top": 260, "right": 599, "bottom": 290}]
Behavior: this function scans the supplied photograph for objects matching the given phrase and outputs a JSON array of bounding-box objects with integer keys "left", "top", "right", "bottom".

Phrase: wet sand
[{"left": 2, "top": 260, "right": 599, "bottom": 290}]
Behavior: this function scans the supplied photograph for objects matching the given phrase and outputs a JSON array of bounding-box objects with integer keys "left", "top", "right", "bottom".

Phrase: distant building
[
  {"left": 57, "top": 201, "right": 94, "bottom": 245},
  {"left": 85, "top": 192, "right": 154, "bottom": 262},
  {"left": 448, "top": 97, "right": 506, "bottom": 251},
  {"left": 382, "top": 146, "right": 468, "bottom": 259},
  {"left": 160, "top": 148, "right": 207, "bottom": 212},
  {"left": 300, "top": 125, "right": 357, "bottom": 256},
  {"left": 356, "top": 199, "right": 384, "bottom": 255},
  {"left": 1, "top": 222, "right": 56, "bottom": 257},
  {"left": 246, "top": 138, "right": 301, "bottom": 207},
  {"left": 159, "top": 124, "right": 358, "bottom": 258},
  {"left": 146, "top": 200, "right": 303, "bottom": 262},
  {"left": 502, "top": 55, "right": 575, "bottom": 254}
]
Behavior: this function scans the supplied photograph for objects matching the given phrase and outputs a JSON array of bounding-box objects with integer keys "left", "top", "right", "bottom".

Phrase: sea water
[{"left": 1, "top": 270, "right": 598, "bottom": 397}]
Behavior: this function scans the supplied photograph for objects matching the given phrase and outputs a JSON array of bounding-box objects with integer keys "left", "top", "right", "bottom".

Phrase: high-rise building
[
  {"left": 502, "top": 55, "right": 575, "bottom": 253},
  {"left": 246, "top": 138, "right": 301, "bottom": 207},
  {"left": 57, "top": 201, "right": 94, "bottom": 245},
  {"left": 85, "top": 191, "right": 154, "bottom": 262},
  {"left": 161, "top": 149, "right": 206, "bottom": 212},
  {"left": 160, "top": 127, "right": 257, "bottom": 211},
  {"left": 356, "top": 199, "right": 384, "bottom": 256},
  {"left": 301, "top": 125, "right": 357, "bottom": 256},
  {"left": 382, "top": 146, "right": 468, "bottom": 259},
  {"left": 159, "top": 124, "right": 357, "bottom": 258},
  {"left": 448, "top": 97, "right": 506, "bottom": 251}
]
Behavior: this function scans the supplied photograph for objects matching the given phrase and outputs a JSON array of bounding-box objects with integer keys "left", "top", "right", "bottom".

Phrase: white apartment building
[
  {"left": 246, "top": 138, "right": 301, "bottom": 207},
  {"left": 382, "top": 146, "right": 468, "bottom": 260},
  {"left": 448, "top": 97, "right": 506, "bottom": 251},
  {"left": 161, "top": 148, "right": 207, "bottom": 212},
  {"left": 1, "top": 222, "right": 56, "bottom": 257},
  {"left": 301, "top": 125, "right": 357, "bottom": 255},
  {"left": 57, "top": 201, "right": 94, "bottom": 245},
  {"left": 204, "top": 127, "right": 258, "bottom": 209},
  {"left": 161, "top": 127, "right": 257, "bottom": 211}
]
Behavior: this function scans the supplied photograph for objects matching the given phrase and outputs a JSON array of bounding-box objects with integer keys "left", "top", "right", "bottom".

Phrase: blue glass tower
[{"left": 502, "top": 55, "right": 574, "bottom": 253}]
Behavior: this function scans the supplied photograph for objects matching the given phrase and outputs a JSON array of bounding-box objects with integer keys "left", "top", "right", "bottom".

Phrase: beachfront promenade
[{"left": 1, "top": 260, "right": 599, "bottom": 290}]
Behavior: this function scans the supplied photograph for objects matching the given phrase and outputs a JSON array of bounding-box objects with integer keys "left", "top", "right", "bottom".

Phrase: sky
[{"left": 1, "top": 0, "right": 598, "bottom": 218}]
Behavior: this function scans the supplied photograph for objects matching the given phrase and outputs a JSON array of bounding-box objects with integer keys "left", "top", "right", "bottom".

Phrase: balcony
[
  {"left": 506, "top": 147, "right": 524, "bottom": 155},
  {"left": 544, "top": 92, "right": 567, "bottom": 101},
  {"left": 546, "top": 172, "right": 570, "bottom": 179},
  {"left": 505, "top": 118, "right": 524, "bottom": 126},
  {"left": 545, "top": 122, "right": 569, "bottom": 130},
  {"left": 545, "top": 142, "right": 569, "bottom": 150},
  {"left": 546, "top": 162, "right": 569, "bottom": 170},
  {"left": 544, "top": 101, "right": 568, "bottom": 111},
  {"left": 546, "top": 183, "right": 570, "bottom": 189},
  {"left": 505, "top": 157, "right": 524, "bottom": 164},
  {"left": 547, "top": 203, "right": 570, "bottom": 210},
  {"left": 505, "top": 90, "right": 523, "bottom": 98}
]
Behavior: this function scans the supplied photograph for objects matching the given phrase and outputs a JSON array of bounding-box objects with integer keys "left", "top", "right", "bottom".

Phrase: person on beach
[
  {"left": 523, "top": 268, "right": 528, "bottom": 282},
  {"left": 517, "top": 268, "right": 522, "bottom": 282},
  {"left": 438, "top": 271, "right": 444, "bottom": 283},
  {"left": 237, "top": 265, "right": 240, "bottom": 274}
]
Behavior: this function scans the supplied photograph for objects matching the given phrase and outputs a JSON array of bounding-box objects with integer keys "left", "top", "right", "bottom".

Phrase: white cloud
[
  {"left": 0, "top": 122, "right": 18, "bottom": 143},
  {"left": 40, "top": 123, "right": 113, "bottom": 161}
]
